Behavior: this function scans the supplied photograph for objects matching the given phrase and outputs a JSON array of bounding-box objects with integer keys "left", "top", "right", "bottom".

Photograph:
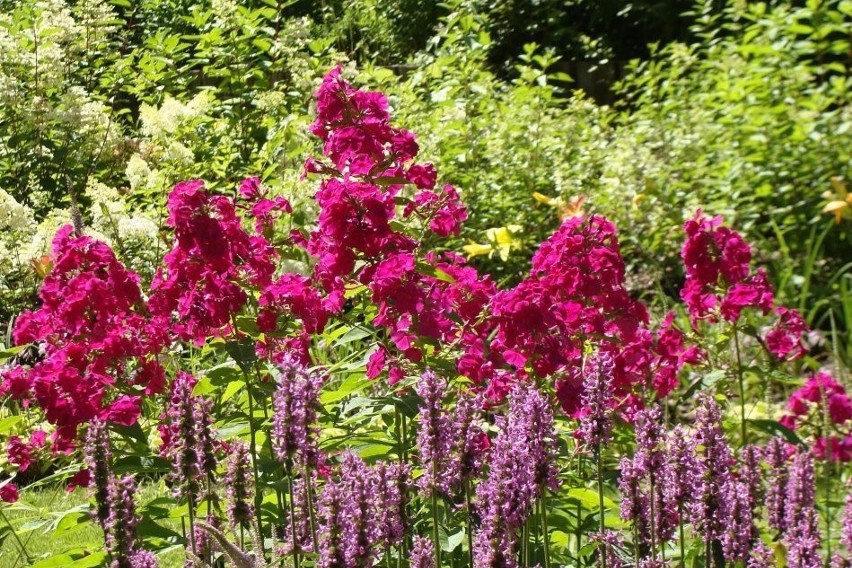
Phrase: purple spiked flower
[
  {"left": 689, "top": 394, "right": 734, "bottom": 553},
  {"left": 271, "top": 353, "right": 324, "bottom": 468},
  {"left": 284, "top": 474, "right": 314, "bottom": 555},
  {"left": 619, "top": 456, "right": 651, "bottom": 542},
  {"left": 415, "top": 369, "right": 452, "bottom": 494},
  {"left": 591, "top": 530, "right": 624, "bottom": 568},
  {"left": 633, "top": 406, "right": 676, "bottom": 546},
  {"left": 163, "top": 372, "right": 216, "bottom": 505},
  {"left": 663, "top": 425, "right": 699, "bottom": 525},
  {"left": 409, "top": 535, "right": 434, "bottom": 568},
  {"left": 371, "top": 461, "right": 410, "bottom": 549},
  {"left": 444, "top": 391, "right": 486, "bottom": 494},
  {"left": 105, "top": 475, "right": 142, "bottom": 567},
  {"left": 473, "top": 384, "right": 557, "bottom": 568},
  {"left": 317, "top": 453, "right": 379, "bottom": 568},
  {"left": 507, "top": 382, "right": 559, "bottom": 492},
  {"left": 720, "top": 478, "right": 753, "bottom": 562},
  {"left": 84, "top": 418, "right": 113, "bottom": 528},
  {"left": 316, "top": 480, "right": 346, "bottom": 568},
  {"left": 128, "top": 550, "right": 158, "bottom": 568},
  {"left": 840, "top": 485, "right": 852, "bottom": 552},
  {"left": 225, "top": 440, "right": 254, "bottom": 529},
  {"left": 747, "top": 541, "right": 774, "bottom": 568},
  {"left": 579, "top": 352, "right": 615, "bottom": 449},
  {"left": 765, "top": 437, "right": 790, "bottom": 533},
  {"left": 783, "top": 449, "right": 821, "bottom": 568}
]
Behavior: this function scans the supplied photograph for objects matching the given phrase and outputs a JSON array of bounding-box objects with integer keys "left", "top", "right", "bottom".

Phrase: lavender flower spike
[{"left": 579, "top": 352, "right": 616, "bottom": 449}]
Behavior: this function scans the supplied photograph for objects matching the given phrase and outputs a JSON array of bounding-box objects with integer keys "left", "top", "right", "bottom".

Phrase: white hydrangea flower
[
  {"left": 18, "top": 208, "right": 72, "bottom": 263},
  {"left": 126, "top": 154, "right": 155, "bottom": 190},
  {"left": 140, "top": 92, "right": 210, "bottom": 137},
  {"left": 0, "top": 189, "right": 33, "bottom": 232},
  {"left": 164, "top": 141, "right": 194, "bottom": 165},
  {"left": 117, "top": 215, "right": 158, "bottom": 241},
  {"left": 85, "top": 179, "right": 126, "bottom": 230}
]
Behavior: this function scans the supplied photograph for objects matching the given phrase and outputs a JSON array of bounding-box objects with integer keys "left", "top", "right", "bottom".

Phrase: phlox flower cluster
[
  {"left": 680, "top": 210, "right": 809, "bottom": 360},
  {"left": 1, "top": 225, "right": 166, "bottom": 452},
  {"left": 781, "top": 371, "right": 852, "bottom": 461},
  {"left": 149, "top": 179, "right": 278, "bottom": 343}
]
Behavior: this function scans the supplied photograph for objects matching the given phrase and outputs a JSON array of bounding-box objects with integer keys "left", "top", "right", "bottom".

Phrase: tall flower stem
[
  {"left": 305, "top": 464, "right": 318, "bottom": 552},
  {"left": 244, "top": 375, "right": 264, "bottom": 551},
  {"left": 432, "top": 485, "right": 441, "bottom": 568},
  {"left": 465, "top": 479, "right": 475, "bottom": 568},
  {"left": 596, "top": 448, "right": 607, "bottom": 568},
  {"left": 679, "top": 503, "right": 686, "bottom": 568},
  {"left": 0, "top": 508, "right": 30, "bottom": 564},
  {"left": 733, "top": 326, "right": 747, "bottom": 445},
  {"left": 286, "top": 463, "right": 300, "bottom": 568},
  {"left": 540, "top": 493, "right": 552, "bottom": 568}
]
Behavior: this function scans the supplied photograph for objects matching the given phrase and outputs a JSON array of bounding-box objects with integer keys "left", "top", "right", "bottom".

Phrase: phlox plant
[{"left": 0, "top": 67, "right": 847, "bottom": 568}]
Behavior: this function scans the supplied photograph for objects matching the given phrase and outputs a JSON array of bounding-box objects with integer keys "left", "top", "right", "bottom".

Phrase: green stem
[
  {"left": 0, "top": 507, "right": 30, "bottom": 564},
  {"left": 596, "top": 448, "right": 607, "bottom": 568},
  {"left": 679, "top": 503, "right": 686, "bottom": 568},
  {"left": 432, "top": 488, "right": 441, "bottom": 568},
  {"left": 465, "top": 479, "right": 475, "bottom": 568},
  {"left": 245, "top": 377, "right": 265, "bottom": 553},
  {"left": 733, "top": 326, "right": 747, "bottom": 446},
  {"left": 540, "top": 492, "right": 551, "bottom": 568},
  {"left": 286, "top": 463, "right": 301, "bottom": 568},
  {"left": 305, "top": 464, "right": 319, "bottom": 552}
]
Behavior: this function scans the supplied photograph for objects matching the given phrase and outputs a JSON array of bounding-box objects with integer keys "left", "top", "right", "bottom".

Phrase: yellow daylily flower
[{"left": 822, "top": 176, "right": 851, "bottom": 224}]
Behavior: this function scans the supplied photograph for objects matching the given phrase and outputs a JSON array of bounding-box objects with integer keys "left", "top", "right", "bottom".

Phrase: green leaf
[
  {"left": 564, "top": 488, "right": 617, "bottom": 512},
  {"left": 222, "top": 379, "right": 246, "bottom": 402},
  {"left": 192, "top": 376, "right": 216, "bottom": 396},
  {"left": 226, "top": 338, "right": 257, "bottom": 373},
  {"left": 0, "top": 415, "right": 23, "bottom": 435},
  {"left": 747, "top": 419, "right": 803, "bottom": 445},
  {"left": 52, "top": 510, "right": 91, "bottom": 536}
]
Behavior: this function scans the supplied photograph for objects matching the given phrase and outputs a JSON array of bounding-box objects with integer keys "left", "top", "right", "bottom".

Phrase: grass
[{"left": 0, "top": 483, "right": 186, "bottom": 568}]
